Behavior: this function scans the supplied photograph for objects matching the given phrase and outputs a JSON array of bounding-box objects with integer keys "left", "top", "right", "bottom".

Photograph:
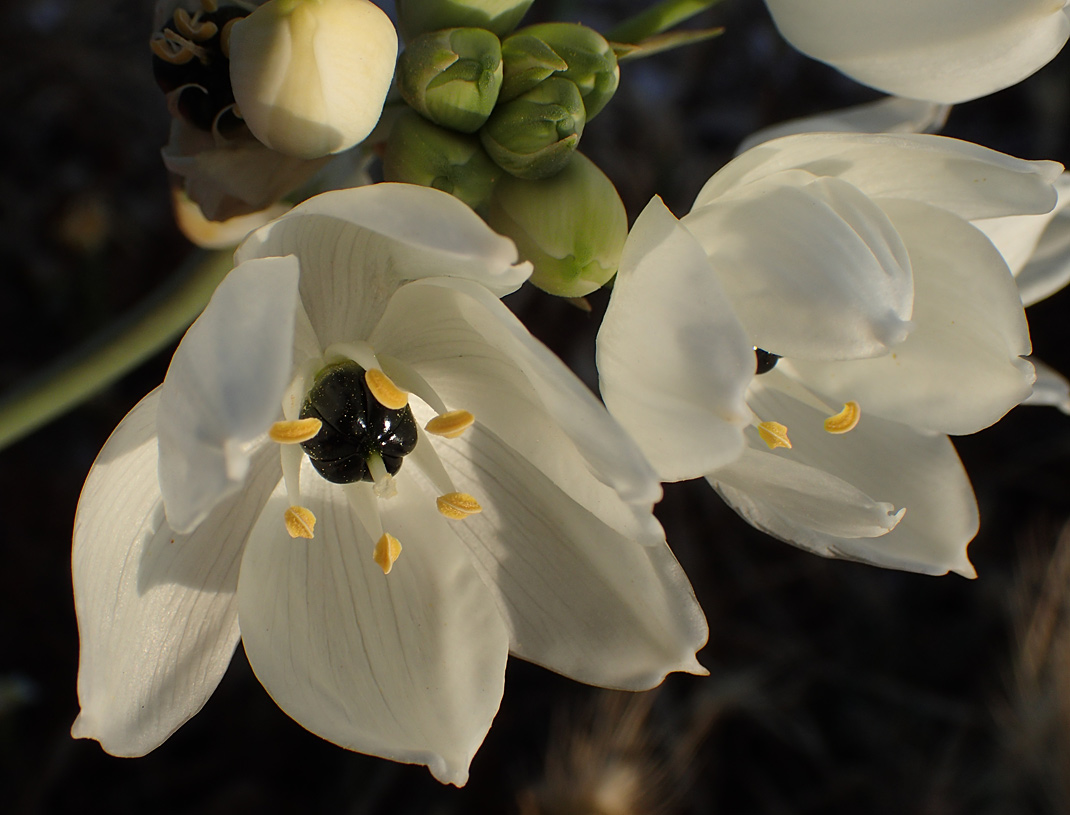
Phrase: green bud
[
  {"left": 479, "top": 77, "right": 585, "bottom": 180},
  {"left": 383, "top": 110, "right": 501, "bottom": 211},
  {"left": 486, "top": 152, "right": 627, "bottom": 297},
  {"left": 500, "top": 23, "right": 619, "bottom": 119},
  {"left": 398, "top": 28, "right": 503, "bottom": 133},
  {"left": 396, "top": 0, "right": 534, "bottom": 41}
]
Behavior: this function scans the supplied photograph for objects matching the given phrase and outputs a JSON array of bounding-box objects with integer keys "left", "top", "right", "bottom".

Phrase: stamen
[
  {"left": 173, "top": 8, "right": 218, "bottom": 41},
  {"left": 220, "top": 18, "right": 238, "bottom": 59},
  {"left": 269, "top": 418, "right": 322, "bottom": 444},
  {"left": 200, "top": 0, "right": 219, "bottom": 12},
  {"left": 150, "top": 32, "right": 196, "bottom": 65},
  {"left": 366, "top": 453, "right": 398, "bottom": 499},
  {"left": 284, "top": 505, "right": 316, "bottom": 539},
  {"left": 757, "top": 421, "right": 792, "bottom": 450},
  {"left": 425, "top": 410, "right": 475, "bottom": 439},
  {"left": 373, "top": 533, "right": 403, "bottom": 574},
  {"left": 365, "top": 368, "right": 409, "bottom": 410},
  {"left": 824, "top": 401, "right": 861, "bottom": 435},
  {"left": 436, "top": 492, "right": 483, "bottom": 520}
]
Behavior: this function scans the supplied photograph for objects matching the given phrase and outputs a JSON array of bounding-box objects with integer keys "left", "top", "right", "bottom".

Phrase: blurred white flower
[
  {"left": 763, "top": 0, "right": 1070, "bottom": 103},
  {"left": 598, "top": 133, "right": 1061, "bottom": 576},
  {"left": 229, "top": 0, "right": 398, "bottom": 159},
  {"left": 71, "top": 184, "right": 707, "bottom": 785}
]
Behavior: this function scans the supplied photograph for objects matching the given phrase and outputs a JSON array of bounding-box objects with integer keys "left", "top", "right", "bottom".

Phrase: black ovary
[
  {"left": 299, "top": 363, "right": 419, "bottom": 484},
  {"left": 754, "top": 347, "right": 781, "bottom": 375}
]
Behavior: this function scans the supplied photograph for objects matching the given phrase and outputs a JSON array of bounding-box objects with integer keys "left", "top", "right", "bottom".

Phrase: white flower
[
  {"left": 71, "top": 184, "right": 706, "bottom": 785},
  {"left": 763, "top": 0, "right": 1070, "bottom": 103},
  {"left": 597, "top": 133, "right": 1061, "bottom": 576},
  {"left": 229, "top": 0, "right": 398, "bottom": 159}
]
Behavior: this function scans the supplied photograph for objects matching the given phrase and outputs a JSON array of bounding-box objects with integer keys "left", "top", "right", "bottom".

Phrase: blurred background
[{"left": 4, "top": 1, "right": 1070, "bottom": 812}]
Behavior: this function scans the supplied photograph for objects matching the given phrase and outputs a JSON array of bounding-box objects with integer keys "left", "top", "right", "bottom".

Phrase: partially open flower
[{"left": 228, "top": 0, "right": 398, "bottom": 159}]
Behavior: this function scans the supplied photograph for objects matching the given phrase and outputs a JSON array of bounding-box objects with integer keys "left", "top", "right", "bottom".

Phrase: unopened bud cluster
[{"left": 388, "top": 0, "right": 627, "bottom": 296}]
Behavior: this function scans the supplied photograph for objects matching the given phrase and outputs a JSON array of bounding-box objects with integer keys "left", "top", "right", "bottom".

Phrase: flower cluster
[{"left": 70, "top": 0, "right": 1070, "bottom": 789}]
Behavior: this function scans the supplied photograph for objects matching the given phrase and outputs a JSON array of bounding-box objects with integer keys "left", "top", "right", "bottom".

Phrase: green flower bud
[
  {"left": 479, "top": 77, "right": 585, "bottom": 180},
  {"left": 383, "top": 110, "right": 501, "bottom": 211},
  {"left": 397, "top": 28, "right": 503, "bottom": 133},
  {"left": 486, "top": 152, "right": 627, "bottom": 297},
  {"left": 396, "top": 0, "right": 534, "bottom": 41},
  {"left": 500, "top": 23, "right": 619, "bottom": 119}
]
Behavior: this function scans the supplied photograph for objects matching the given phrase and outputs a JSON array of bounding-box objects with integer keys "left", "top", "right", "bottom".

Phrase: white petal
[
  {"left": 372, "top": 276, "right": 663, "bottom": 511},
  {"left": 787, "top": 200, "right": 1034, "bottom": 435},
  {"left": 974, "top": 172, "right": 1070, "bottom": 306},
  {"left": 235, "top": 184, "right": 531, "bottom": 348},
  {"left": 719, "top": 375, "right": 977, "bottom": 576},
  {"left": 72, "top": 390, "right": 281, "bottom": 754},
  {"left": 763, "top": 0, "right": 1070, "bottom": 103},
  {"left": 421, "top": 419, "right": 708, "bottom": 689},
  {"left": 684, "top": 174, "right": 913, "bottom": 359},
  {"left": 1024, "top": 357, "right": 1070, "bottom": 414},
  {"left": 228, "top": 0, "right": 398, "bottom": 158},
  {"left": 157, "top": 256, "right": 300, "bottom": 532},
  {"left": 699, "top": 133, "right": 1061, "bottom": 222},
  {"left": 597, "top": 196, "right": 752, "bottom": 480},
  {"left": 737, "top": 96, "right": 951, "bottom": 154},
  {"left": 237, "top": 464, "right": 509, "bottom": 786}
]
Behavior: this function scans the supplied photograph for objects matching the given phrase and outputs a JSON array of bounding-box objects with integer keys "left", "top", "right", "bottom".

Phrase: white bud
[{"left": 229, "top": 0, "right": 398, "bottom": 159}]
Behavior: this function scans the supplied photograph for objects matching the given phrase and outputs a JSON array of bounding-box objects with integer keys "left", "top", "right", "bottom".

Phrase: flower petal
[
  {"left": 684, "top": 174, "right": 914, "bottom": 359},
  {"left": 974, "top": 171, "right": 1070, "bottom": 306},
  {"left": 371, "top": 275, "right": 663, "bottom": 511},
  {"left": 597, "top": 196, "right": 752, "bottom": 480},
  {"left": 235, "top": 184, "right": 531, "bottom": 349},
  {"left": 72, "top": 389, "right": 281, "bottom": 754},
  {"left": 763, "top": 0, "right": 1070, "bottom": 103},
  {"left": 157, "top": 255, "right": 300, "bottom": 532},
  {"left": 787, "top": 199, "right": 1034, "bottom": 435},
  {"left": 1024, "top": 357, "right": 1070, "bottom": 414},
  {"left": 699, "top": 133, "right": 1061, "bottom": 222},
  {"left": 716, "top": 374, "right": 978, "bottom": 576},
  {"left": 736, "top": 96, "right": 951, "bottom": 154},
  {"left": 237, "top": 463, "right": 510, "bottom": 786},
  {"left": 421, "top": 418, "right": 708, "bottom": 689}
]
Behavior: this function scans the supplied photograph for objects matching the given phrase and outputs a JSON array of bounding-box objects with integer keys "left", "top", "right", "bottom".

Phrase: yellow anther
[
  {"left": 150, "top": 33, "right": 195, "bottom": 65},
  {"left": 373, "top": 533, "right": 403, "bottom": 575},
  {"left": 173, "top": 8, "right": 218, "bottom": 41},
  {"left": 269, "top": 418, "right": 322, "bottom": 444},
  {"left": 824, "top": 401, "right": 862, "bottom": 435},
  {"left": 425, "top": 410, "right": 475, "bottom": 439},
  {"left": 436, "top": 492, "right": 483, "bottom": 520},
  {"left": 757, "top": 421, "right": 792, "bottom": 450},
  {"left": 284, "top": 506, "right": 316, "bottom": 539},
  {"left": 365, "top": 369, "right": 409, "bottom": 410}
]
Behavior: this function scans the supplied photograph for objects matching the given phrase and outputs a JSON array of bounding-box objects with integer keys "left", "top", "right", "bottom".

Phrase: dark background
[{"left": 4, "top": 1, "right": 1070, "bottom": 812}]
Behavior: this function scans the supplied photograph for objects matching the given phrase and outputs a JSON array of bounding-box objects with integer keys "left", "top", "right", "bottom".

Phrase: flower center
[
  {"left": 269, "top": 343, "right": 485, "bottom": 575},
  {"left": 298, "top": 361, "right": 419, "bottom": 485}
]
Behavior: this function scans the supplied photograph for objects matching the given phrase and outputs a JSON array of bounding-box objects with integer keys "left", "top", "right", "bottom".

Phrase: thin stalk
[{"left": 0, "top": 248, "right": 232, "bottom": 451}]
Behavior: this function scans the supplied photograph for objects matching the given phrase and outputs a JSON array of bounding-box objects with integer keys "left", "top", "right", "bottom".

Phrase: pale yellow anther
[
  {"left": 150, "top": 33, "right": 195, "bottom": 65},
  {"left": 758, "top": 421, "right": 792, "bottom": 450},
  {"left": 284, "top": 505, "right": 316, "bottom": 539},
  {"left": 173, "top": 8, "right": 218, "bottom": 41},
  {"left": 824, "top": 401, "right": 861, "bottom": 435},
  {"left": 220, "top": 18, "right": 238, "bottom": 58},
  {"left": 365, "top": 369, "right": 409, "bottom": 410},
  {"left": 269, "top": 418, "right": 323, "bottom": 444},
  {"left": 436, "top": 492, "right": 483, "bottom": 520},
  {"left": 425, "top": 410, "right": 475, "bottom": 439},
  {"left": 373, "top": 533, "right": 403, "bottom": 575}
]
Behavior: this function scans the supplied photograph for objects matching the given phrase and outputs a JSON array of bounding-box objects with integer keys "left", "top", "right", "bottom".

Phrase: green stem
[
  {"left": 0, "top": 248, "right": 232, "bottom": 452},
  {"left": 607, "top": 0, "right": 726, "bottom": 44}
]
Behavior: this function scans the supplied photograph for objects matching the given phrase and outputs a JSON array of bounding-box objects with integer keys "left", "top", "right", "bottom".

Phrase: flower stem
[
  {"left": 0, "top": 248, "right": 232, "bottom": 451},
  {"left": 607, "top": 0, "right": 726, "bottom": 44}
]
